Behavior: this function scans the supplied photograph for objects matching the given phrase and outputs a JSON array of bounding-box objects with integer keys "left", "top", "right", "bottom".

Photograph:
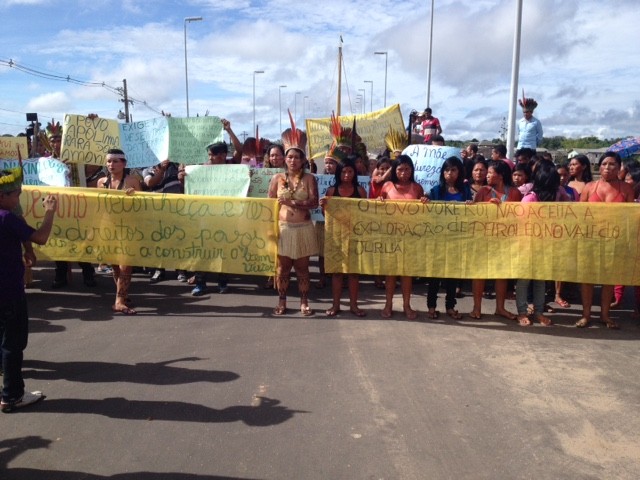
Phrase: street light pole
[
  {"left": 359, "top": 89, "right": 366, "bottom": 114},
  {"left": 303, "top": 95, "right": 309, "bottom": 120},
  {"left": 374, "top": 51, "right": 388, "bottom": 107},
  {"left": 364, "top": 80, "right": 373, "bottom": 112},
  {"left": 253, "top": 70, "right": 264, "bottom": 133},
  {"left": 184, "top": 16, "right": 203, "bottom": 117},
  {"left": 279, "top": 85, "right": 287, "bottom": 134},
  {"left": 426, "top": 0, "right": 435, "bottom": 108}
]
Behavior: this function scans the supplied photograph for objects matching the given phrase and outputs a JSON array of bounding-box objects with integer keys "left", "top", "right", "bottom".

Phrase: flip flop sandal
[
  {"left": 273, "top": 305, "right": 288, "bottom": 316},
  {"left": 517, "top": 315, "right": 533, "bottom": 326},
  {"left": 300, "top": 305, "right": 314, "bottom": 316},
  {"left": 427, "top": 310, "right": 439, "bottom": 319},
  {"left": 325, "top": 308, "right": 341, "bottom": 317},
  {"left": 555, "top": 298, "right": 571, "bottom": 308},
  {"left": 112, "top": 305, "right": 137, "bottom": 315},
  {"left": 349, "top": 308, "right": 367, "bottom": 317}
]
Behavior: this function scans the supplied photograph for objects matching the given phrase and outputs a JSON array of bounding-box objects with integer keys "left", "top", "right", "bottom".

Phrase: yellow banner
[
  {"left": 325, "top": 198, "right": 640, "bottom": 285},
  {"left": 306, "top": 104, "right": 405, "bottom": 160},
  {"left": 20, "top": 186, "right": 278, "bottom": 276}
]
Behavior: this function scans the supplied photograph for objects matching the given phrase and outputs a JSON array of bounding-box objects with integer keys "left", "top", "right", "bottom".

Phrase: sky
[{"left": 1, "top": 0, "right": 639, "bottom": 147}]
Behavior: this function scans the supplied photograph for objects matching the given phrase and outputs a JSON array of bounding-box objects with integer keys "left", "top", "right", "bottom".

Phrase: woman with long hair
[
  {"left": 470, "top": 160, "right": 522, "bottom": 320},
  {"left": 319, "top": 158, "right": 368, "bottom": 317},
  {"left": 267, "top": 115, "right": 319, "bottom": 316},
  {"left": 515, "top": 159, "right": 563, "bottom": 326},
  {"left": 568, "top": 154, "right": 593, "bottom": 196},
  {"left": 379, "top": 155, "right": 426, "bottom": 320},
  {"left": 576, "top": 152, "right": 634, "bottom": 329}
]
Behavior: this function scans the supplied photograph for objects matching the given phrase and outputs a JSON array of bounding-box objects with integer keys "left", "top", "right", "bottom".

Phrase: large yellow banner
[
  {"left": 21, "top": 186, "right": 278, "bottom": 276},
  {"left": 325, "top": 198, "right": 640, "bottom": 285},
  {"left": 306, "top": 105, "right": 405, "bottom": 160}
]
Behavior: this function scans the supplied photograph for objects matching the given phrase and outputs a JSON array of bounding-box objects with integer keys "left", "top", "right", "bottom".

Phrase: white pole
[
  {"left": 507, "top": 0, "right": 524, "bottom": 159},
  {"left": 426, "top": 0, "right": 434, "bottom": 108}
]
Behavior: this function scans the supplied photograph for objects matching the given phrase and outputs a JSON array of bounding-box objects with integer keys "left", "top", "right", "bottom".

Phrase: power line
[{"left": 0, "top": 58, "right": 163, "bottom": 116}]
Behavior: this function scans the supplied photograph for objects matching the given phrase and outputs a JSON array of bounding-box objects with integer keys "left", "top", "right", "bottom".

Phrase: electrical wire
[{"left": 0, "top": 58, "right": 163, "bottom": 115}]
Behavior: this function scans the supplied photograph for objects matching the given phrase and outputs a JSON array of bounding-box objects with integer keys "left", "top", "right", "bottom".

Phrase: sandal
[
  {"left": 575, "top": 317, "right": 590, "bottom": 328},
  {"left": 325, "top": 307, "right": 341, "bottom": 317},
  {"left": 301, "top": 305, "right": 314, "bottom": 316},
  {"left": 517, "top": 315, "right": 532, "bottom": 326},
  {"left": 427, "top": 309, "right": 439, "bottom": 319},
  {"left": 555, "top": 297, "right": 571, "bottom": 308},
  {"left": 273, "top": 305, "right": 288, "bottom": 316},
  {"left": 468, "top": 311, "right": 482, "bottom": 320},
  {"left": 601, "top": 318, "right": 620, "bottom": 330},
  {"left": 536, "top": 314, "right": 553, "bottom": 326},
  {"left": 446, "top": 309, "right": 462, "bottom": 320},
  {"left": 112, "top": 305, "right": 137, "bottom": 315},
  {"left": 349, "top": 307, "right": 367, "bottom": 317}
]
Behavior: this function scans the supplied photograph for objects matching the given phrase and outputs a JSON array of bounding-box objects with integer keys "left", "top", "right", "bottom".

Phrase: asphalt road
[{"left": 3, "top": 263, "right": 640, "bottom": 480}]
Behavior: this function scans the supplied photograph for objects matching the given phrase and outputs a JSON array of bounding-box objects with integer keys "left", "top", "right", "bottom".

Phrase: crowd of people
[{"left": 2, "top": 102, "right": 638, "bottom": 412}]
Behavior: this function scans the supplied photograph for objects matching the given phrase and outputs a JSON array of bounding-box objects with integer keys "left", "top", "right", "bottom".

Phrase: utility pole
[{"left": 119, "top": 79, "right": 132, "bottom": 123}]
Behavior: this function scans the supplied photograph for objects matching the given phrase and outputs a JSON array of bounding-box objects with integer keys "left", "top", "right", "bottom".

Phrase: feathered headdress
[
  {"left": 385, "top": 127, "right": 409, "bottom": 159},
  {"left": 0, "top": 146, "right": 23, "bottom": 192},
  {"left": 330, "top": 112, "right": 353, "bottom": 150},
  {"left": 518, "top": 90, "right": 538, "bottom": 112},
  {"left": 324, "top": 143, "right": 347, "bottom": 164},
  {"left": 281, "top": 109, "right": 307, "bottom": 156},
  {"left": 46, "top": 119, "right": 62, "bottom": 139},
  {"left": 242, "top": 127, "right": 271, "bottom": 165}
]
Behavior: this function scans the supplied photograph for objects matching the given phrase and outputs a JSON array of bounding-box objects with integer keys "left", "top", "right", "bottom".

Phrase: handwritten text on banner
[
  {"left": 21, "top": 187, "right": 278, "bottom": 276},
  {"left": 324, "top": 198, "right": 640, "bottom": 285}
]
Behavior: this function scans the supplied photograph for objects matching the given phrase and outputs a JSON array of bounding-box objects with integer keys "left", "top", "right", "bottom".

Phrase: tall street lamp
[
  {"left": 359, "top": 88, "right": 366, "bottom": 114},
  {"left": 253, "top": 70, "right": 264, "bottom": 133},
  {"left": 303, "top": 95, "right": 309, "bottom": 120},
  {"left": 426, "top": 0, "right": 435, "bottom": 108},
  {"left": 364, "top": 80, "right": 373, "bottom": 112},
  {"left": 374, "top": 51, "right": 388, "bottom": 108},
  {"left": 184, "top": 16, "right": 203, "bottom": 117},
  {"left": 279, "top": 85, "right": 287, "bottom": 134}
]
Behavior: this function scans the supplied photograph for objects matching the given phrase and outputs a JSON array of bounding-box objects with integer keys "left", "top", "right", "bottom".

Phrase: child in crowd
[
  {"left": 512, "top": 162, "right": 533, "bottom": 196},
  {"left": 1, "top": 166, "right": 58, "bottom": 412},
  {"left": 369, "top": 157, "right": 392, "bottom": 199},
  {"left": 424, "top": 156, "right": 472, "bottom": 319}
]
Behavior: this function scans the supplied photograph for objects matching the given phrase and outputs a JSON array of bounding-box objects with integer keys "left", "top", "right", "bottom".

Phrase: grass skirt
[{"left": 278, "top": 221, "right": 318, "bottom": 259}]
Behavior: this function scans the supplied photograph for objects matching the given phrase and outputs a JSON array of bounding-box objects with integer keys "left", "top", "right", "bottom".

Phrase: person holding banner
[
  {"left": 268, "top": 113, "right": 319, "bottom": 316},
  {"left": 379, "top": 155, "right": 426, "bottom": 320},
  {"left": 576, "top": 152, "right": 635, "bottom": 329},
  {"left": 97, "top": 149, "right": 142, "bottom": 315},
  {"left": 424, "top": 156, "right": 473, "bottom": 320},
  {"left": 319, "top": 158, "right": 367, "bottom": 317},
  {"left": 470, "top": 160, "right": 522, "bottom": 321}
]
